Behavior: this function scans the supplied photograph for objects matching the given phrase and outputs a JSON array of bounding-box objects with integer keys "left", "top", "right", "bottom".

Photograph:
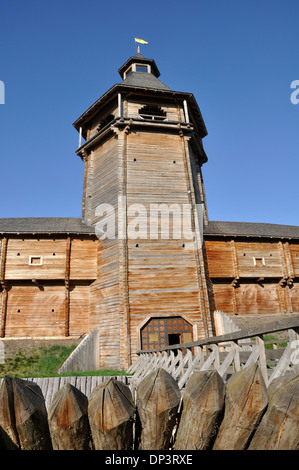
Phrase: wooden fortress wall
[
  {"left": 1, "top": 232, "right": 298, "bottom": 342},
  {"left": 205, "top": 236, "right": 299, "bottom": 315},
  {"left": 0, "top": 235, "right": 97, "bottom": 337}
]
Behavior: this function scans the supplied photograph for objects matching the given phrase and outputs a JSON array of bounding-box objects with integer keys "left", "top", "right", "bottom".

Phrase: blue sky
[{"left": 0, "top": 0, "right": 298, "bottom": 226}]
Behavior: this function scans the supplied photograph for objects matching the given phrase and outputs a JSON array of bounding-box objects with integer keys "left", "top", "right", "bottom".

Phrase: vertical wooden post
[
  {"left": 183, "top": 100, "right": 190, "bottom": 123},
  {"left": 118, "top": 128, "right": 131, "bottom": 368},
  {"left": 78, "top": 127, "right": 82, "bottom": 148},
  {"left": 0, "top": 283, "right": 8, "bottom": 338},
  {"left": 0, "top": 237, "right": 8, "bottom": 338},
  {"left": 118, "top": 93, "right": 122, "bottom": 118},
  {"left": 231, "top": 240, "right": 239, "bottom": 314},
  {"left": 64, "top": 237, "right": 71, "bottom": 337},
  {"left": 257, "top": 335, "right": 268, "bottom": 385},
  {"left": 232, "top": 340, "right": 241, "bottom": 372}
]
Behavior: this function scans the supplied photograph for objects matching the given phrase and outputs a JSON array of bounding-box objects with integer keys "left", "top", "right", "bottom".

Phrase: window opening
[
  {"left": 136, "top": 64, "right": 148, "bottom": 73},
  {"left": 253, "top": 257, "right": 265, "bottom": 266},
  {"left": 168, "top": 333, "right": 181, "bottom": 356},
  {"left": 29, "top": 256, "right": 43, "bottom": 266},
  {"left": 124, "top": 66, "right": 133, "bottom": 78},
  {"left": 139, "top": 105, "right": 167, "bottom": 121}
]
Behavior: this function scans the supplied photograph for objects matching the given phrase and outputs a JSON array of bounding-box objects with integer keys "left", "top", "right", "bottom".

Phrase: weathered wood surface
[
  {"left": 0, "top": 375, "right": 128, "bottom": 412},
  {"left": 249, "top": 373, "right": 299, "bottom": 450},
  {"left": 0, "top": 235, "right": 96, "bottom": 338},
  {"left": 0, "top": 376, "right": 19, "bottom": 449},
  {"left": 0, "top": 370, "right": 299, "bottom": 450},
  {"left": 136, "top": 368, "right": 181, "bottom": 450},
  {"left": 205, "top": 237, "right": 299, "bottom": 315},
  {"left": 12, "top": 377, "right": 52, "bottom": 450},
  {"left": 48, "top": 383, "right": 91, "bottom": 450},
  {"left": 88, "top": 377, "right": 135, "bottom": 450},
  {"left": 174, "top": 370, "right": 225, "bottom": 450},
  {"left": 213, "top": 364, "right": 268, "bottom": 450}
]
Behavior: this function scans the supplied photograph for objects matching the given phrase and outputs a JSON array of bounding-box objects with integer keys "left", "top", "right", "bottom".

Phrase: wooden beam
[
  {"left": 118, "top": 129, "right": 131, "bottom": 367},
  {"left": 0, "top": 283, "right": 8, "bottom": 338},
  {"left": 278, "top": 241, "right": 288, "bottom": 280},
  {"left": 64, "top": 237, "right": 71, "bottom": 337},
  {"left": 0, "top": 237, "right": 8, "bottom": 337},
  {"left": 284, "top": 241, "right": 294, "bottom": 285},
  {"left": 0, "top": 237, "right": 7, "bottom": 284},
  {"left": 183, "top": 100, "right": 190, "bottom": 123}
]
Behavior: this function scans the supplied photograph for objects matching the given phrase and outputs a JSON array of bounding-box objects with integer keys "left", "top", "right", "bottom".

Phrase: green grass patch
[
  {"left": 0, "top": 345, "right": 129, "bottom": 378},
  {"left": 263, "top": 334, "right": 287, "bottom": 350}
]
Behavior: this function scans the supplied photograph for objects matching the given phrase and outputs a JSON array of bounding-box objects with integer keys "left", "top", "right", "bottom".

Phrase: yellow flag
[{"left": 135, "top": 37, "right": 148, "bottom": 45}]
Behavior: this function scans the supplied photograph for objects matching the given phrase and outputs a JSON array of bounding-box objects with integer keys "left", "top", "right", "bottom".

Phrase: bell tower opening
[{"left": 139, "top": 105, "right": 167, "bottom": 121}]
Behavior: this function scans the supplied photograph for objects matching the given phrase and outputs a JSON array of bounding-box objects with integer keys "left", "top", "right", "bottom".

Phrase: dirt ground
[{"left": 0, "top": 337, "right": 83, "bottom": 358}]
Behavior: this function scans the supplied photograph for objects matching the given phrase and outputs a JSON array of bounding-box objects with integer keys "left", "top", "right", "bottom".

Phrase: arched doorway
[{"left": 140, "top": 316, "right": 193, "bottom": 351}]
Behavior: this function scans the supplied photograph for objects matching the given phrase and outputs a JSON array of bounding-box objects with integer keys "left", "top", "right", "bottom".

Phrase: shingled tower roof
[{"left": 118, "top": 52, "right": 170, "bottom": 90}]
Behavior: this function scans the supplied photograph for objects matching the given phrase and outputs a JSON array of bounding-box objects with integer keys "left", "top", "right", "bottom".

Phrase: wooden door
[{"left": 140, "top": 316, "right": 193, "bottom": 351}]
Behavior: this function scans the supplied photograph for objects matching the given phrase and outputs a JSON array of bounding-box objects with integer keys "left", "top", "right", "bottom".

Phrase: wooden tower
[{"left": 73, "top": 53, "right": 215, "bottom": 369}]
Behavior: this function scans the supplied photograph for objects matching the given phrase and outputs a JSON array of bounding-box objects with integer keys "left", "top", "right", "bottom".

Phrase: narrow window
[
  {"left": 253, "top": 257, "right": 265, "bottom": 266},
  {"left": 29, "top": 256, "right": 43, "bottom": 266}
]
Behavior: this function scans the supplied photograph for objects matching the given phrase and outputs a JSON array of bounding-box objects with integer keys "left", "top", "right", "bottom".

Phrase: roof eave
[{"left": 73, "top": 84, "right": 207, "bottom": 138}]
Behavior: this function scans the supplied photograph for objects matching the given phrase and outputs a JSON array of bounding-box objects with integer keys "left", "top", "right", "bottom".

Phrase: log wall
[
  {"left": 205, "top": 237, "right": 299, "bottom": 315},
  {"left": 83, "top": 134, "right": 122, "bottom": 368},
  {"left": 126, "top": 130, "right": 212, "bottom": 360},
  {"left": 0, "top": 235, "right": 97, "bottom": 338}
]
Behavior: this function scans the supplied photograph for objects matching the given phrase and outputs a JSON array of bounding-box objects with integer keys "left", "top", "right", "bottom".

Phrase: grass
[
  {"left": 0, "top": 345, "right": 128, "bottom": 378},
  {"left": 263, "top": 334, "right": 287, "bottom": 350}
]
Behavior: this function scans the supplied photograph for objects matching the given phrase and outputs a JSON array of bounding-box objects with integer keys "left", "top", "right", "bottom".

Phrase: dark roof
[
  {"left": 204, "top": 221, "right": 299, "bottom": 239},
  {"left": 0, "top": 217, "right": 298, "bottom": 240},
  {"left": 118, "top": 53, "right": 161, "bottom": 78},
  {"left": 0, "top": 218, "right": 95, "bottom": 235},
  {"left": 120, "top": 72, "right": 170, "bottom": 90}
]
